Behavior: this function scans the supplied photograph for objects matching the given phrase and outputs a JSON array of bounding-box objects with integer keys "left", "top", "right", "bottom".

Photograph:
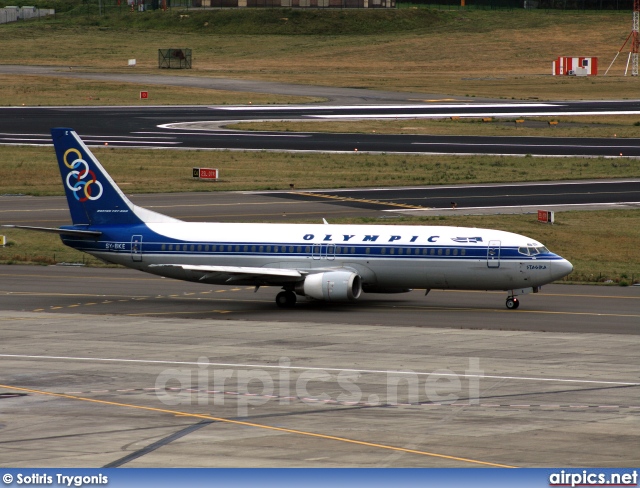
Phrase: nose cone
[{"left": 551, "top": 258, "right": 573, "bottom": 281}]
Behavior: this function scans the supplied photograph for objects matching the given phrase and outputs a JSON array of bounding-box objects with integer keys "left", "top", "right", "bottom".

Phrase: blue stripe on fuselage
[{"left": 60, "top": 225, "right": 565, "bottom": 262}]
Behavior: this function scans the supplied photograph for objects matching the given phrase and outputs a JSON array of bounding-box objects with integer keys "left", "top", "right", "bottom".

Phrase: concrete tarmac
[
  {"left": 3, "top": 179, "right": 640, "bottom": 228},
  {"left": 1, "top": 265, "right": 640, "bottom": 333},
  {"left": 0, "top": 265, "right": 639, "bottom": 467},
  {"left": 0, "top": 309, "right": 638, "bottom": 468},
  {"left": 0, "top": 192, "right": 381, "bottom": 227}
]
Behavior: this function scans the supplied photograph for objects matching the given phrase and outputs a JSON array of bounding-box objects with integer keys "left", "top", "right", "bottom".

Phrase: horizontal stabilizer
[{"left": 2, "top": 225, "right": 102, "bottom": 237}]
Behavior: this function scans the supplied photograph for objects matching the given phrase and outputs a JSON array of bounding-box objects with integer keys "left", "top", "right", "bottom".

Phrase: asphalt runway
[
  {"left": 1, "top": 265, "right": 640, "bottom": 333},
  {"left": 2, "top": 180, "right": 639, "bottom": 228},
  {"left": 0, "top": 272, "right": 639, "bottom": 467},
  {"left": 3, "top": 66, "right": 640, "bottom": 157},
  {"left": 267, "top": 180, "right": 640, "bottom": 211},
  {"left": 0, "top": 192, "right": 382, "bottom": 228},
  {"left": 3, "top": 103, "right": 640, "bottom": 157}
]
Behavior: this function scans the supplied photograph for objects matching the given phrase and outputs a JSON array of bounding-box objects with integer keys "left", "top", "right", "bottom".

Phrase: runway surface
[
  {"left": 1, "top": 265, "right": 640, "bottom": 333},
  {"left": 3, "top": 102, "right": 640, "bottom": 157},
  {"left": 2, "top": 180, "right": 639, "bottom": 228},
  {"left": 263, "top": 180, "right": 640, "bottom": 211},
  {"left": 0, "top": 280, "right": 638, "bottom": 467}
]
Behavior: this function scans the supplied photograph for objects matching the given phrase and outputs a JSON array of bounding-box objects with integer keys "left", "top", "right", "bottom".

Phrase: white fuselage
[{"left": 69, "top": 222, "right": 572, "bottom": 292}]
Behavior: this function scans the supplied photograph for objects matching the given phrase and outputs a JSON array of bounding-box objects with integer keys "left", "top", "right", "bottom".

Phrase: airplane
[{"left": 3, "top": 128, "right": 573, "bottom": 310}]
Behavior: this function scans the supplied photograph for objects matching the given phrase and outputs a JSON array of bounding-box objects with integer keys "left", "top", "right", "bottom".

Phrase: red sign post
[
  {"left": 537, "top": 210, "right": 554, "bottom": 224},
  {"left": 193, "top": 167, "right": 219, "bottom": 181},
  {"left": 140, "top": 91, "right": 149, "bottom": 99}
]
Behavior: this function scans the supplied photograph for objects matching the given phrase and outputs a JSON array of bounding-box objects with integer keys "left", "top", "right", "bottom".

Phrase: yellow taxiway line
[
  {"left": 290, "top": 191, "right": 425, "bottom": 210},
  {"left": 0, "top": 383, "right": 515, "bottom": 468}
]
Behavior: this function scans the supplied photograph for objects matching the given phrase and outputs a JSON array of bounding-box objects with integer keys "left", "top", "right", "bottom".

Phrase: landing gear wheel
[
  {"left": 276, "top": 290, "right": 297, "bottom": 308},
  {"left": 506, "top": 297, "right": 520, "bottom": 310}
]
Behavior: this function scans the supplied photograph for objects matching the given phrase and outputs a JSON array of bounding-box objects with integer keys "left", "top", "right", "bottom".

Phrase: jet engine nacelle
[{"left": 297, "top": 271, "right": 362, "bottom": 302}]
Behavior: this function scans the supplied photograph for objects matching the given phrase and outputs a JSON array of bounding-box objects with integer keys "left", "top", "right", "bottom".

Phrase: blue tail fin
[{"left": 51, "top": 128, "right": 179, "bottom": 226}]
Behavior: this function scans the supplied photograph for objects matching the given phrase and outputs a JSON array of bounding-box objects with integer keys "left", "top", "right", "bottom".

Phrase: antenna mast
[
  {"left": 604, "top": 0, "right": 640, "bottom": 76},
  {"left": 633, "top": 0, "right": 639, "bottom": 76}
]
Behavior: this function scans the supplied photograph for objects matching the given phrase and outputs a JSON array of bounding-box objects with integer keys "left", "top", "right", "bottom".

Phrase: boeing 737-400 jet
[{"left": 4, "top": 128, "right": 574, "bottom": 309}]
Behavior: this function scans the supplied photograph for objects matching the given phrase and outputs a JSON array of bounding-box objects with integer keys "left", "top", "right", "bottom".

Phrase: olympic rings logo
[{"left": 63, "top": 148, "right": 103, "bottom": 202}]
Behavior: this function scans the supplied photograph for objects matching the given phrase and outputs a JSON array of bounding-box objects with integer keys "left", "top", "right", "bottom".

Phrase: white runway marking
[
  {"left": 0, "top": 133, "right": 178, "bottom": 140},
  {"left": 0, "top": 132, "right": 50, "bottom": 137},
  {"left": 412, "top": 142, "right": 640, "bottom": 148},
  {"left": 313, "top": 110, "right": 640, "bottom": 119},
  {"left": 0, "top": 138, "right": 51, "bottom": 142},
  {"left": 216, "top": 103, "right": 560, "bottom": 110},
  {"left": 83, "top": 140, "right": 182, "bottom": 145},
  {"left": 154, "top": 126, "right": 311, "bottom": 137},
  {"left": 0, "top": 353, "right": 637, "bottom": 386},
  {"left": 386, "top": 202, "right": 640, "bottom": 212},
  {"left": 247, "top": 180, "right": 640, "bottom": 194},
  {"left": 0, "top": 138, "right": 181, "bottom": 146}
]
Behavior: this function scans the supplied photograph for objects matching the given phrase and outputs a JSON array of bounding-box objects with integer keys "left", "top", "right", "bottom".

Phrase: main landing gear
[
  {"left": 276, "top": 290, "right": 297, "bottom": 308},
  {"left": 506, "top": 296, "right": 520, "bottom": 310}
]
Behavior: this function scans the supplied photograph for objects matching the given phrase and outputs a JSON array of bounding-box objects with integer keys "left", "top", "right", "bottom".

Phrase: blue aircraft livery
[{"left": 4, "top": 128, "right": 573, "bottom": 309}]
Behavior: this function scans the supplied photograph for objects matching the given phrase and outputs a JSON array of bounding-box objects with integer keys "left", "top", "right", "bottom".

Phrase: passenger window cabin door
[
  {"left": 131, "top": 235, "right": 143, "bottom": 262},
  {"left": 487, "top": 240, "right": 500, "bottom": 268},
  {"left": 311, "top": 243, "right": 335, "bottom": 261}
]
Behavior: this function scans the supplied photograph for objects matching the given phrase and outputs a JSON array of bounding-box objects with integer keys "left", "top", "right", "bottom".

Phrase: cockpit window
[{"left": 519, "top": 246, "right": 550, "bottom": 256}]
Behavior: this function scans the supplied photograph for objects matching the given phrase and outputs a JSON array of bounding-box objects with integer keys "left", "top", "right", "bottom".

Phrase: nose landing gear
[{"left": 506, "top": 296, "right": 520, "bottom": 310}]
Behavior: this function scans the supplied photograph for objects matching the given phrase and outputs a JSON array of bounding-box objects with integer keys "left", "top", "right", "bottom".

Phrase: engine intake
[{"left": 296, "top": 271, "right": 362, "bottom": 302}]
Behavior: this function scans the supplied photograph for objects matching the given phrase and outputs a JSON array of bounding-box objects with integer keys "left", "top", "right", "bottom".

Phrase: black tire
[
  {"left": 276, "top": 291, "right": 296, "bottom": 308},
  {"left": 276, "top": 291, "right": 289, "bottom": 308},
  {"left": 506, "top": 297, "right": 516, "bottom": 310},
  {"left": 284, "top": 291, "right": 297, "bottom": 307}
]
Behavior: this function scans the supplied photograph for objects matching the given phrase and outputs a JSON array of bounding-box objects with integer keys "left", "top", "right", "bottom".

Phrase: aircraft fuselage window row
[{"left": 155, "top": 243, "right": 476, "bottom": 256}]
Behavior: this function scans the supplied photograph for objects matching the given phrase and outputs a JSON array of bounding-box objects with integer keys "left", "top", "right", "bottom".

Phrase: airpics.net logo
[
  {"left": 549, "top": 470, "right": 638, "bottom": 487},
  {"left": 153, "top": 356, "right": 484, "bottom": 417}
]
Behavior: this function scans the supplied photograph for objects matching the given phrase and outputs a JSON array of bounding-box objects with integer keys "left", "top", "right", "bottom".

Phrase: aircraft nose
[{"left": 552, "top": 258, "right": 573, "bottom": 281}]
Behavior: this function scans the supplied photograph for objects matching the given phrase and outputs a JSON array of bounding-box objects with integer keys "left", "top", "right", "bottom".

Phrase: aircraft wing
[{"left": 150, "top": 264, "right": 304, "bottom": 283}]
